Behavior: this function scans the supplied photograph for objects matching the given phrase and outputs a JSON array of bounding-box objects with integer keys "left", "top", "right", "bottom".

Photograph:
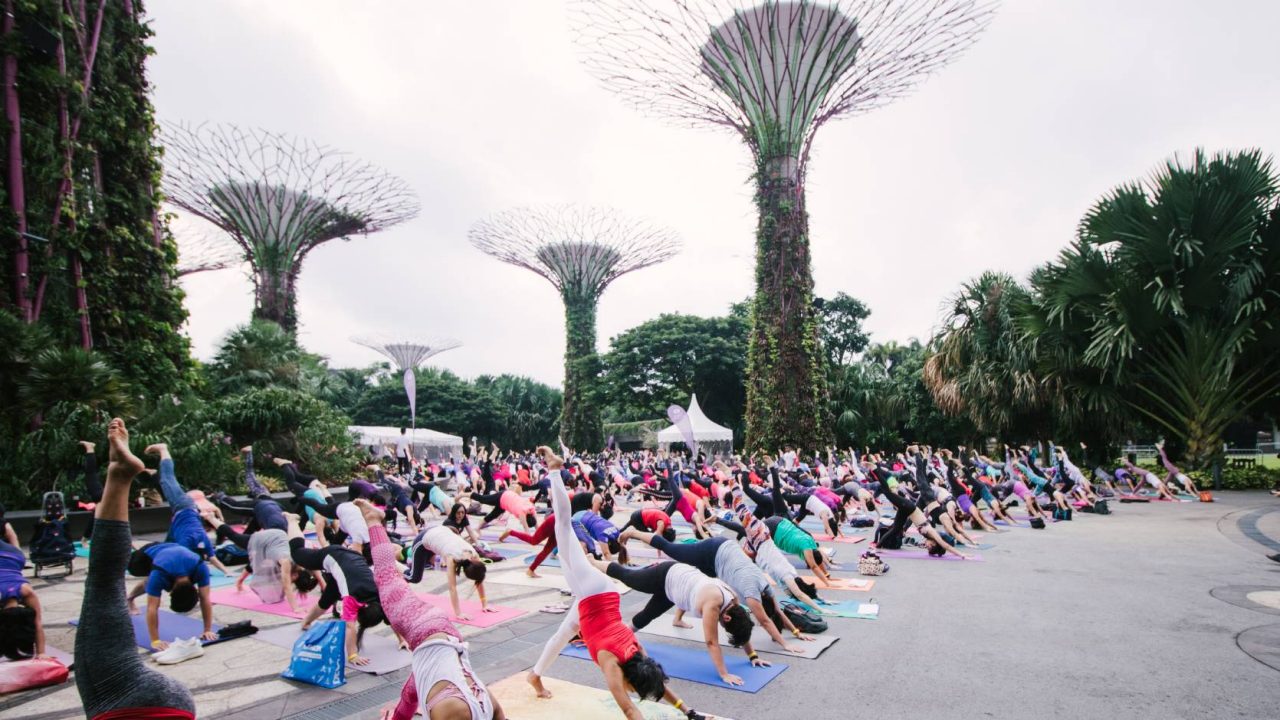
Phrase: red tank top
[
  {"left": 578, "top": 591, "right": 639, "bottom": 664},
  {"left": 640, "top": 508, "right": 670, "bottom": 530},
  {"left": 686, "top": 481, "right": 709, "bottom": 500}
]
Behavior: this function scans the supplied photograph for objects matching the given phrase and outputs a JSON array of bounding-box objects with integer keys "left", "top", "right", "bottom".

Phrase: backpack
[
  {"left": 29, "top": 518, "right": 76, "bottom": 566},
  {"left": 1093, "top": 500, "right": 1110, "bottom": 515},
  {"left": 1029, "top": 517, "right": 1046, "bottom": 529},
  {"left": 858, "top": 550, "right": 888, "bottom": 576},
  {"left": 849, "top": 515, "right": 875, "bottom": 528},
  {"left": 215, "top": 543, "right": 250, "bottom": 566},
  {"left": 781, "top": 601, "right": 828, "bottom": 634}
]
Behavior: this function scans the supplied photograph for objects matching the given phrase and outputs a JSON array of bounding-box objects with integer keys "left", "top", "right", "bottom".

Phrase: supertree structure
[
  {"left": 353, "top": 336, "right": 461, "bottom": 432},
  {"left": 468, "top": 205, "right": 680, "bottom": 450},
  {"left": 171, "top": 214, "right": 242, "bottom": 277},
  {"left": 572, "top": 0, "right": 996, "bottom": 451},
  {"left": 161, "top": 122, "right": 419, "bottom": 332}
]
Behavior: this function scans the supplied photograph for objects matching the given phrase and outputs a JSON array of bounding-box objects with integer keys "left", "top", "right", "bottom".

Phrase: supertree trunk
[
  {"left": 744, "top": 162, "right": 828, "bottom": 452},
  {"left": 561, "top": 291, "right": 603, "bottom": 451},
  {"left": 252, "top": 267, "right": 298, "bottom": 332}
]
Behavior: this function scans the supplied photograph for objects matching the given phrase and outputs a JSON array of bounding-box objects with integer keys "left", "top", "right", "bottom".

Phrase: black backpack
[
  {"left": 781, "top": 601, "right": 828, "bottom": 634},
  {"left": 1093, "top": 500, "right": 1110, "bottom": 515},
  {"left": 215, "top": 542, "right": 250, "bottom": 566},
  {"left": 1029, "top": 517, "right": 1046, "bottom": 529},
  {"left": 29, "top": 518, "right": 76, "bottom": 564}
]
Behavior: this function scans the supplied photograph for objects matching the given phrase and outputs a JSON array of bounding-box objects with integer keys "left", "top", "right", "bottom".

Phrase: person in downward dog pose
[
  {"left": 1156, "top": 442, "right": 1199, "bottom": 496},
  {"left": 601, "top": 558, "right": 765, "bottom": 687},
  {"left": 75, "top": 418, "right": 197, "bottom": 719},
  {"left": 350, "top": 500, "right": 508, "bottom": 720},
  {"left": 402, "top": 524, "right": 495, "bottom": 620},
  {"left": 531, "top": 447, "right": 705, "bottom": 719}
]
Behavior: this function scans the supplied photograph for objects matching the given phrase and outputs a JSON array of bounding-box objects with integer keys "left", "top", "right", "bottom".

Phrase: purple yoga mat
[{"left": 875, "top": 549, "right": 984, "bottom": 562}]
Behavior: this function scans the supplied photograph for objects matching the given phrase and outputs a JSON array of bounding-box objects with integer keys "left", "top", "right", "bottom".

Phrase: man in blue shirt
[
  {"left": 145, "top": 443, "right": 228, "bottom": 576},
  {"left": 126, "top": 542, "right": 216, "bottom": 651}
]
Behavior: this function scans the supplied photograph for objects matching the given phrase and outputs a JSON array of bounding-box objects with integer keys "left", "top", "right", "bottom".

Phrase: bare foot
[
  {"left": 353, "top": 498, "right": 385, "bottom": 525},
  {"left": 273, "top": 458, "right": 290, "bottom": 467},
  {"left": 498, "top": 529, "right": 511, "bottom": 542},
  {"left": 143, "top": 443, "right": 168, "bottom": 457},
  {"left": 527, "top": 671, "right": 552, "bottom": 699},
  {"left": 526, "top": 569, "right": 541, "bottom": 579},
  {"left": 240, "top": 446, "right": 252, "bottom": 454},
  {"left": 79, "top": 441, "right": 96, "bottom": 453},
  {"left": 107, "top": 419, "right": 145, "bottom": 482}
]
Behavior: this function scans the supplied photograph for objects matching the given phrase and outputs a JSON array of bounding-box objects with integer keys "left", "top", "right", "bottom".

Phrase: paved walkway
[{"left": 5, "top": 492, "right": 1280, "bottom": 719}]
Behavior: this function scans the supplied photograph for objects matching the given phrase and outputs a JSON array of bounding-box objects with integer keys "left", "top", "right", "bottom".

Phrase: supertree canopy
[
  {"left": 572, "top": 0, "right": 996, "bottom": 451},
  {"left": 469, "top": 205, "right": 680, "bottom": 450},
  {"left": 161, "top": 122, "right": 419, "bottom": 332},
  {"left": 352, "top": 336, "right": 461, "bottom": 432}
]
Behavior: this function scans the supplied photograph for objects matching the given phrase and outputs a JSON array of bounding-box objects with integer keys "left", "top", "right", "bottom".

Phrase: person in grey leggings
[{"left": 76, "top": 418, "right": 195, "bottom": 719}]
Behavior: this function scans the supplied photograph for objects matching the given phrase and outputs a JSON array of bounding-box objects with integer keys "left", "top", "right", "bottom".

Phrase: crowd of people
[{"left": 1, "top": 420, "right": 1217, "bottom": 719}]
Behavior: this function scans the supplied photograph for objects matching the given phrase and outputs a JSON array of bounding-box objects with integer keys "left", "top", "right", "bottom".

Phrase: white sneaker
[{"left": 154, "top": 637, "right": 204, "bottom": 665}]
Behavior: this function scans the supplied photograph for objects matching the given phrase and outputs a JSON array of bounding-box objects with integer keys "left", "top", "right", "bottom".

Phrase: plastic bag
[{"left": 280, "top": 620, "right": 346, "bottom": 688}]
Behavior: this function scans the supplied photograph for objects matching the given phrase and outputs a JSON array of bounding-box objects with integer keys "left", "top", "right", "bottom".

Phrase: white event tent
[
  {"left": 655, "top": 394, "right": 733, "bottom": 455},
  {"left": 348, "top": 425, "right": 464, "bottom": 461}
]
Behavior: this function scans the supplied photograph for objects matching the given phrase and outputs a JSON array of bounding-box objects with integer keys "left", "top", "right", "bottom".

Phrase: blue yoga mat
[
  {"left": 492, "top": 546, "right": 530, "bottom": 559},
  {"left": 71, "top": 610, "right": 226, "bottom": 651},
  {"left": 524, "top": 554, "right": 562, "bottom": 568},
  {"left": 561, "top": 640, "right": 786, "bottom": 692}
]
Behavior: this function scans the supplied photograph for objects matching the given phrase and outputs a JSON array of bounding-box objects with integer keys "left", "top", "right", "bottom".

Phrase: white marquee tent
[
  {"left": 349, "top": 425, "right": 464, "bottom": 461},
  {"left": 655, "top": 394, "right": 733, "bottom": 455}
]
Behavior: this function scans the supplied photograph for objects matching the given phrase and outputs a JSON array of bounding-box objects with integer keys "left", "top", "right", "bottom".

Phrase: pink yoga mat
[
  {"left": 811, "top": 534, "right": 866, "bottom": 544},
  {"left": 208, "top": 586, "right": 318, "bottom": 619},
  {"left": 874, "top": 549, "right": 984, "bottom": 562},
  {"left": 800, "top": 575, "right": 874, "bottom": 591},
  {"left": 408, "top": 587, "right": 525, "bottom": 628}
]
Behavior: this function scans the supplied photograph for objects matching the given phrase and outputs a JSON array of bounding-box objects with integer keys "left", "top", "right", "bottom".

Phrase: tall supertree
[
  {"left": 352, "top": 336, "right": 461, "bottom": 433},
  {"left": 572, "top": 0, "right": 996, "bottom": 451},
  {"left": 161, "top": 122, "right": 419, "bottom": 332},
  {"left": 468, "top": 205, "right": 680, "bottom": 450}
]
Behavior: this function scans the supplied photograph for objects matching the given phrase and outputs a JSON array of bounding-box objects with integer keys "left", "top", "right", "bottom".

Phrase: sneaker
[{"left": 154, "top": 637, "right": 204, "bottom": 665}]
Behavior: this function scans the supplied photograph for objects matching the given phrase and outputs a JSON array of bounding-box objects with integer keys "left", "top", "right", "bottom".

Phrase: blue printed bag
[{"left": 280, "top": 620, "right": 347, "bottom": 688}]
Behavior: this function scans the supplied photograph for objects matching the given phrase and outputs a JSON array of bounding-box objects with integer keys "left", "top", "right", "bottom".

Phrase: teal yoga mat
[{"left": 561, "top": 640, "right": 786, "bottom": 692}]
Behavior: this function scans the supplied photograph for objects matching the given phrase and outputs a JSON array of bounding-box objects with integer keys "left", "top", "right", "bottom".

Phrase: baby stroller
[{"left": 29, "top": 492, "right": 76, "bottom": 578}]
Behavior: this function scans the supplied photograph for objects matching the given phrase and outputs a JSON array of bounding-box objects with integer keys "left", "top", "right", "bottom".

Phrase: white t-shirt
[
  {"left": 805, "top": 494, "right": 831, "bottom": 518},
  {"left": 422, "top": 524, "right": 473, "bottom": 561},
  {"left": 665, "top": 563, "right": 733, "bottom": 617},
  {"left": 754, "top": 539, "right": 797, "bottom": 585},
  {"left": 395, "top": 435, "right": 411, "bottom": 459},
  {"left": 781, "top": 451, "right": 798, "bottom": 471},
  {"left": 335, "top": 502, "right": 370, "bottom": 544}
]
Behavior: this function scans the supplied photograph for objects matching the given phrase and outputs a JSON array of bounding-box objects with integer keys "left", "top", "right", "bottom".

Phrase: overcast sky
[{"left": 150, "top": 0, "right": 1280, "bottom": 388}]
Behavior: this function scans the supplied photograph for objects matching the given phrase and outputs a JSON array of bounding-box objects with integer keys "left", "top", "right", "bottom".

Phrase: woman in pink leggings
[{"left": 351, "top": 500, "right": 507, "bottom": 720}]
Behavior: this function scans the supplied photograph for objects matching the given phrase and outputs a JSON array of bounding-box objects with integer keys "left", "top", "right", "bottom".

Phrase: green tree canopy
[
  {"left": 816, "top": 292, "right": 870, "bottom": 367},
  {"left": 601, "top": 310, "right": 748, "bottom": 440}
]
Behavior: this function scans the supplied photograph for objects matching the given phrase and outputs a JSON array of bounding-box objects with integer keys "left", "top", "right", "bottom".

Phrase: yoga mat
[
  {"left": 407, "top": 587, "right": 525, "bottom": 628},
  {"left": 524, "top": 554, "right": 563, "bottom": 569},
  {"left": 638, "top": 619, "right": 837, "bottom": 659},
  {"left": 786, "top": 552, "right": 845, "bottom": 570},
  {"left": 0, "top": 644, "right": 72, "bottom": 666},
  {"left": 807, "top": 600, "right": 879, "bottom": 620},
  {"left": 560, "top": 640, "right": 786, "bottom": 692},
  {"left": 956, "top": 542, "right": 994, "bottom": 550},
  {"left": 874, "top": 549, "right": 984, "bottom": 562},
  {"left": 207, "top": 568, "right": 241, "bottom": 588},
  {"left": 800, "top": 576, "right": 874, "bottom": 592},
  {"left": 484, "top": 568, "right": 630, "bottom": 594},
  {"left": 208, "top": 586, "right": 318, "bottom": 619},
  {"left": 255, "top": 623, "right": 410, "bottom": 675},
  {"left": 70, "top": 611, "right": 226, "bottom": 651},
  {"left": 490, "top": 546, "right": 530, "bottom": 559},
  {"left": 811, "top": 534, "right": 866, "bottom": 544},
  {"left": 486, "top": 674, "right": 735, "bottom": 720}
]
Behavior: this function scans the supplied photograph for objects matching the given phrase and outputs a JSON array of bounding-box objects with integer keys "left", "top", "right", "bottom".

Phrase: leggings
[
  {"left": 75, "top": 519, "right": 195, "bottom": 717},
  {"left": 157, "top": 458, "right": 195, "bottom": 513},
  {"left": 82, "top": 452, "right": 102, "bottom": 540},
  {"left": 605, "top": 561, "right": 676, "bottom": 629},
  {"left": 215, "top": 522, "right": 252, "bottom": 550},
  {"left": 472, "top": 491, "right": 507, "bottom": 524},
  {"left": 508, "top": 514, "right": 557, "bottom": 572},
  {"left": 647, "top": 535, "right": 726, "bottom": 579},
  {"left": 244, "top": 450, "right": 271, "bottom": 499},
  {"left": 550, "top": 469, "right": 612, "bottom": 598},
  {"left": 281, "top": 463, "right": 316, "bottom": 497}
]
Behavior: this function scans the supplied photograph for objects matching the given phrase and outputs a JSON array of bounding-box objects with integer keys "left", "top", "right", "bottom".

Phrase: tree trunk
[
  {"left": 252, "top": 267, "right": 298, "bottom": 332},
  {"left": 743, "top": 158, "right": 829, "bottom": 452},
  {"left": 560, "top": 291, "right": 602, "bottom": 451},
  {"left": 3, "top": 0, "right": 29, "bottom": 320}
]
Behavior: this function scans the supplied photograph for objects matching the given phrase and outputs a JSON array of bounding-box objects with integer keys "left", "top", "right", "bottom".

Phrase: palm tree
[
  {"left": 1024, "top": 149, "right": 1280, "bottom": 467},
  {"left": 924, "top": 271, "right": 1050, "bottom": 439},
  {"left": 205, "top": 320, "right": 305, "bottom": 395}
]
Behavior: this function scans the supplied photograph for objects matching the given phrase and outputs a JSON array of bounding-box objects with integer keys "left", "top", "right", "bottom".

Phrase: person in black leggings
[
  {"left": 73, "top": 441, "right": 103, "bottom": 541},
  {"left": 874, "top": 476, "right": 969, "bottom": 559},
  {"left": 286, "top": 513, "right": 387, "bottom": 664},
  {"left": 76, "top": 418, "right": 195, "bottom": 719}
]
